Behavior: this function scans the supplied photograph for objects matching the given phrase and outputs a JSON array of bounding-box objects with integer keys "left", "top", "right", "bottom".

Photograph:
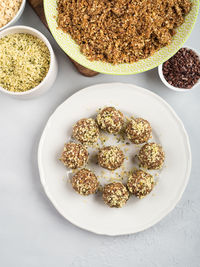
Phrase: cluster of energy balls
[{"left": 60, "top": 107, "right": 165, "bottom": 208}]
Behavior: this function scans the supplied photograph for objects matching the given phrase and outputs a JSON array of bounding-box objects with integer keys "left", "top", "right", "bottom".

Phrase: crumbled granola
[{"left": 57, "top": 0, "right": 191, "bottom": 64}]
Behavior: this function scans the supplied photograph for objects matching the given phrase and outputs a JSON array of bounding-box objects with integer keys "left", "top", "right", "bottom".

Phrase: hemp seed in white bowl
[
  {"left": 0, "top": 26, "right": 58, "bottom": 98},
  {"left": 0, "top": 33, "right": 50, "bottom": 92}
]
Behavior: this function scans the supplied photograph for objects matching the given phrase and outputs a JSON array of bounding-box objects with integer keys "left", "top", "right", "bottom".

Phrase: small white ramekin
[
  {"left": 0, "top": 0, "right": 26, "bottom": 31},
  {"left": 158, "top": 47, "right": 200, "bottom": 92},
  {"left": 0, "top": 25, "right": 58, "bottom": 99}
]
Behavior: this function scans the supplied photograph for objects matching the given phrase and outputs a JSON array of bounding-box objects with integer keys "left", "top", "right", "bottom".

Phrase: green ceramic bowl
[{"left": 44, "top": 0, "right": 199, "bottom": 75}]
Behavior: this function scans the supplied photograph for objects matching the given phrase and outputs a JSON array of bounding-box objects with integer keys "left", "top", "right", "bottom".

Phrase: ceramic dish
[
  {"left": 158, "top": 46, "right": 200, "bottom": 92},
  {"left": 0, "top": 26, "right": 58, "bottom": 99},
  {"left": 0, "top": 0, "right": 26, "bottom": 31},
  {"left": 38, "top": 83, "right": 191, "bottom": 235},
  {"left": 44, "top": 0, "right": 199, "bottom": 75}
]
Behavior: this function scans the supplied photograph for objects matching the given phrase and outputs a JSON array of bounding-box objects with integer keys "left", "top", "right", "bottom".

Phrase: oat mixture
[
  {"left": 0, "top": 0, "right": 22, "bottom": 29},
  {"left": 0, "top": 33, "right": 50, "bottom": 92},
  {"left": 57, "top": 0, "right": 191, "bottom": 64}
]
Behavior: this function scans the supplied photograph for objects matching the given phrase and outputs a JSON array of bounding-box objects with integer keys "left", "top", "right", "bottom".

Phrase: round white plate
[{"left": 38, "top": 83, "right": 191, "bottom": 235}]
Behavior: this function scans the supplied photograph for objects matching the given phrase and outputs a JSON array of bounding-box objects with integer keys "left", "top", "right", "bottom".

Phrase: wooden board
[{"left": 28, "top": 0, "right": 98, "bottom": 77}]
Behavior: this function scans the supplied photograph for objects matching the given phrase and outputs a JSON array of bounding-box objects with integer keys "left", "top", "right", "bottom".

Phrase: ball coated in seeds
[
  {"left": 97, "top": 107, "right": 124, "bottom": 134},
  {"left": 103, "top": 182, "right": 129, "bottom": 208},
  {"left": 60, "top": 143, "right": 88, "bottom": 169},
  {"left": 98, "top": 146, "right": 124, "bottom": 170},
  {"left": 126, "top": 118, "right": 152, "bottom": 144},
  {"left": 73, "top": 118, "right": 99, "bottom": 145},
  {"left": 138, "top": 143, "right": 165, "bottom": 170},
  {"left": 71, "top": 169, "right": 99, "bottom": 196},
  {"left": 127, "top": 170, "right": 154, "bottom": 198}
]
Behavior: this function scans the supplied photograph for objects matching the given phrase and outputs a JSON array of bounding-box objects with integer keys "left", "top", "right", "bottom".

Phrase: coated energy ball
[
  {"left": 127, "top": 170, "right": 154, "bottom": 198},
  {"left": 71, "top": 168, "right": 99, "bottom": 196},
  {"left": 60, "top": 142, "right": 88, "bottom": 169},
  {"left": 126, "top": 118, "right": 152, "bottom": 144},
  {"left": 98, "top": 146, "right": 124, "bottom": 170},
  {"left": 103, "top": 182, "right": 129, "bottom": 208},
  {"left": 73, "top": 118, "right": 99, "bottom": 145},
  {"left": 97, "top": 107, "right": 124, "bottom": 134},
  {"left": 138, "top": 143, "right": 165, "bottom": 170}
]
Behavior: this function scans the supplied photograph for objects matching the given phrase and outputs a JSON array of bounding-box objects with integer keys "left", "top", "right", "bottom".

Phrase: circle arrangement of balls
[{"left": 60, "top": 107, "right": 165, "bottom": 208}]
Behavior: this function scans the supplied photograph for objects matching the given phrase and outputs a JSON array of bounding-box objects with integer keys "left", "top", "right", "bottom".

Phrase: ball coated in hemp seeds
[
  {"left": 60, "top": 142, "right": 88, "bottom": 169},
  {"left": 103, "top": 182, "right": 129, "bottom": 208},
  {"left": 73, "top": 118, "right": 99, "bottom": 145},
  {"left": 126, "top": 118, "right": 152, "bottom": 144},
  {"left": 138, "top": 143, "right": 165, "bottom": 170},
  {"left": 98, "top": 146, "right": 124, "bottom": 171},
  {"left": 127, "top": 169, "right": 154, "bottom": 198},
  {"left": 71, "top": 168, "right": 99, "bottom": 196},
  {"left": 97, "top": 107, "right": 124, "bottom": 134}
]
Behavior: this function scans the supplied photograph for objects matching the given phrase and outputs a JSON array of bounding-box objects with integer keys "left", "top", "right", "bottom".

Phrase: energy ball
[
  {"left": 126, "top": 118, "right": 152, "bottom": 144},
  {"left": 71, "top": 168, "right": 99, "bottom": 196},
  {"left": 127, "top": 170, "right": 154, "bottom": 198},
  {"left": 98, "top": 146, "right": 124, "bottom": 170},
  {"left": 60, "top": 142, "right": 88, "bottom": 169},
  {"left": 138, "top": 143, "right": 165, "bottom": 170},
  {"left": 103, "top": 182, "right": 129, "bottom": 208},
  {"left": 73, "top": 118, "right": 99, "bottom": 145},
  {"left": 97, "top": 107, "right": 124, "bottom": 134}
]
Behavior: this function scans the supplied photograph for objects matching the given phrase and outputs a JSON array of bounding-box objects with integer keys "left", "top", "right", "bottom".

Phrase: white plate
[{"left": 38, "top": 83, "right": 191, "bottom": 236}]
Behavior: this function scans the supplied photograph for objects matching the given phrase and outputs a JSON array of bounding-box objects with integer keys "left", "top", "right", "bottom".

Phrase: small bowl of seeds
[
  {"left": 0, "top": 25, "right": 58, "bottom": 98},
  {"left": 0, "top": 0, "right": 26, "bottom": 31},
  {"left": 158, "top": 47, "right": 200, "bottom": 92}
]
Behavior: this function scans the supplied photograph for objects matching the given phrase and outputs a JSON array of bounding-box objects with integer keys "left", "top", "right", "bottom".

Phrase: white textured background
[{"left": 0, "top": 3, "right": 200, "bottom": 267}]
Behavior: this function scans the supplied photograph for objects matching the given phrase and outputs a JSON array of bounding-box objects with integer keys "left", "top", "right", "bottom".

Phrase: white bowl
[
  {"left": 0, "top": 26, "right": 58, "bottom": 99},
  {"left": 0, "top": 0, "right": 26, "bottom": 31},
  {"left": 158, "top": 47, "right": 200, "bottom": 92}
]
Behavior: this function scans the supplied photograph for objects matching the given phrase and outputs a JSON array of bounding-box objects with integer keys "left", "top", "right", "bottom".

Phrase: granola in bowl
[{"left": 57, "top": 0, "right": 191, "bottom": 65}]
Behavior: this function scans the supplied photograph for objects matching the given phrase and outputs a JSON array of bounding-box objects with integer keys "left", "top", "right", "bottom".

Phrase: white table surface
[{"left": 0, "top": 3, "right": 200, "bottom": 267}]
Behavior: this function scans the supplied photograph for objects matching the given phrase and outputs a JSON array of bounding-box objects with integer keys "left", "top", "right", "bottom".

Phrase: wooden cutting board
[{"left": 28, "top": 0, "right": 98, "bottom": 77}]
